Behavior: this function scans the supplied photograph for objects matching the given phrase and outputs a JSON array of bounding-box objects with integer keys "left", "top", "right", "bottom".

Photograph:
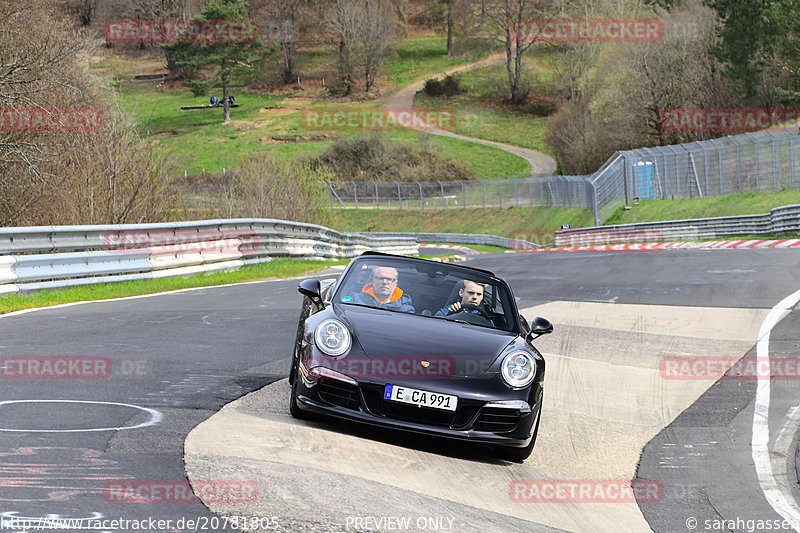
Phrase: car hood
[{"left": 339, "top": 305, "right": 516, "bottom": 377}]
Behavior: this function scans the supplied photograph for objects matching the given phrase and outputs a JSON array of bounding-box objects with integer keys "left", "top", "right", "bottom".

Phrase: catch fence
[
  {"left": 327, "top": 130, "right": 800, "bottom": 225},
  {"left": 325, "top": 176, "right": 595, "bottom": 211}
]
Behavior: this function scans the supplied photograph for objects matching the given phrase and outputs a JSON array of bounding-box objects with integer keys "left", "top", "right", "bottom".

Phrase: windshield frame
[{"left": 331, "top": 255, "right": 521, "bottom": 333}]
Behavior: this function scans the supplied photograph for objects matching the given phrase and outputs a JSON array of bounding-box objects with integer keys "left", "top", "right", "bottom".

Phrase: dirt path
[{"left": 384, "top": 54, "right": 557, "bottom": 178}]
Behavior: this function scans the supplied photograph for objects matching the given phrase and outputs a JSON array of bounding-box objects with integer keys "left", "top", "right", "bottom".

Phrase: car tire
[
  {"left": 289, "top": 373, "right": 311, "bottom": 420},
  {"left": 495, "top": 409, "right": 540, "bottom": 463}
]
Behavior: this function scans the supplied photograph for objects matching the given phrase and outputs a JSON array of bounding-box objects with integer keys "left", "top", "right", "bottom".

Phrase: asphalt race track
[{"left": 1, "top": 249, "right": 799, "bottom": 533}]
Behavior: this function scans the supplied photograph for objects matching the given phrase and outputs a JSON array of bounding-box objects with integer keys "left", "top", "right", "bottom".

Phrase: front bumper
[{"left": 293, "top": 369, "right": 542, "bottom": 447}]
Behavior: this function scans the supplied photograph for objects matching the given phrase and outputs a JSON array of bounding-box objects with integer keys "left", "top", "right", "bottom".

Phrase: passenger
[
  {"left": 351, "top": 266, "right": 415, "bottom": 313},
  {"left": 435, "top": 280, "right": 486, "bottom": 317}
]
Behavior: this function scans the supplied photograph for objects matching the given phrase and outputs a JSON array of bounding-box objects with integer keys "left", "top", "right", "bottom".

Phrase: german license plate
[{"left": 384, "top": 384, "right": 457, "bottom": 411}]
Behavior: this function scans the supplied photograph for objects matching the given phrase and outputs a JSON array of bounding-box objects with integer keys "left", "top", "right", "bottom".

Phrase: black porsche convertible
[{"left": 288, "top": 251, "right": 552, "bottom": 462}]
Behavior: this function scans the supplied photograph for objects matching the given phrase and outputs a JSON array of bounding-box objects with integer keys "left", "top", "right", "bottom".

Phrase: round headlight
[
  {"left": 501, "top": 351, "right": 536, "bottom": 388},
  {"left": 314, "top": 319, "right": 351, "bottom": 357}
]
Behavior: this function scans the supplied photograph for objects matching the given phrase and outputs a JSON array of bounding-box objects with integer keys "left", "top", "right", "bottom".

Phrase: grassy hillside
[
  {"left": 606, "top": 190, "right": 800, "bottom": 225},
  {"left": 414, "top": 60, "right": 554, "bottom": 156},
  {"left": 100, "top": 35, "right": 526, "bottom": 180}
]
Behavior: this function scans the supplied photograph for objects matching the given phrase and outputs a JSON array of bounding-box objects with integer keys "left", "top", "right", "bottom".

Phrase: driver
[
  {"left": 435, "top": 280, "right": 486, "bottom": 317},
  {"left": 352, "top": 266, "right": 415, "bottom": 313}
]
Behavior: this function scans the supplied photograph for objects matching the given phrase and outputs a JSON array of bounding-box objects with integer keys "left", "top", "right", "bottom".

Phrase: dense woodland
[{"left": 1, "top": 0, "right": 797, "bottom": 225}]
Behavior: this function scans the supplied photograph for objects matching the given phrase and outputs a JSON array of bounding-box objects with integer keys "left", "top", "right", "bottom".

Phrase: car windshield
[{"left": 332, "top": 257, "right": 518, "bottom": 332}]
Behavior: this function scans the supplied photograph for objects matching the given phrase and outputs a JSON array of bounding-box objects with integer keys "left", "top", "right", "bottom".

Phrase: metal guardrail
[
  {"left": 0, "top": 219, "right": 418, "bottom": 294},
  {"left": 553, "top": 204, "right": 800, "bottom": 246},
  {"left": 364, "top": 232, "right": 540, "bottom": 250}
]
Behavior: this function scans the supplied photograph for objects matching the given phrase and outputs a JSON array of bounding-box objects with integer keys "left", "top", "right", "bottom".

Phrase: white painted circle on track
[{"left": 0, "top": 400, "right": 163, "bottom": 433}]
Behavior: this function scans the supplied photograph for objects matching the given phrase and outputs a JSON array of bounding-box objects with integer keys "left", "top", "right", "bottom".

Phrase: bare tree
[
  {"left": 252, "top": 0, "right": 305, "bottom": 84},
  {"left": 325, "top": 0, "right": 401, "bottom": 94},
  {"left": 0, "top": 0, "right": 172, "bottom": 225},
  {"left": 591, "top": 0, "right": 729, "bottom": 145},
  {"left": 0, "top": 0, "right": 92, "bottom": 224},
  {"left": 480, "top": 0, "right": 553, "bottom": 104},
  {"left": 545, "top": 99, "right": 624, "bottom": 175},
  {"left": 55, "top": 108, "right": 172, "bottom": 225},
  {"left": 66, "top": 0, "right": 97, "bottom": 26},
  {"left": 361, "top": 0, "right": 402, "bottom": 92},
  {"left": 325, "top": 0, "right": 363, "bottom": 95},
  {"left": 231, "top": 152, "right": 327, "bottom": 223}
]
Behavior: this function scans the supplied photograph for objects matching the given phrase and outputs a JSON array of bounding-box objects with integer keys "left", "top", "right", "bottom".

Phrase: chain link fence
[
  {"left": 326, "top": 130, "right": 800, "bottom": 226},
  {"left": 592, "top": 130, "right": 800, "bottom": 224},
  {"left": 326, "top": 176, "right": 595, "bottom": 211}
]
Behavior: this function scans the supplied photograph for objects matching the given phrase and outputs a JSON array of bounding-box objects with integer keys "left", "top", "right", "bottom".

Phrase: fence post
[
  {"left": 498, "top": 181, "right": 503, "bottom": 208},
  {"left": 591, "top": 182, "right": 600, "bottom": 226},
  {"left": 439, "top": 180, "right": 445, "bottom": 208},
  {"left": 696, "top": 141, "right": 709, "bottom": 196},
  {"left": 395, "top": 181, "right": 402, "bottom": 207},
  {"left": 374, "top": 181, "right": 379, "bottom": 209},
  {"left": 729, "top": 135, "right": 742, "bottom": 193},
  {"left": 480, "top": 180, "right": 485, "bottom": 208},
  {"left": 416, "top": 181, "right": 424, "bottom": 211},
  {"left": 514, "top": 181, "right": 519, "bottom": 207},
  {"left": 461, "top": 181, "right": 466, "bottom": 208},
  {"left": 326, "top": 180, "right": 345, "bottom": 208},
  {"left": 622, "top": 153, "right": 629, "bottom": 205},
  {"left": 745, "top": 132, "right": 760, "bottom": 192},
  {"left": 789, "top": 135, "right": 794, "bottom": 189},
  {"left": 708, "top": 138, "right": 723, "bottom": 195},
  {"left": 764, "top": 131, "right": 778, "bottom": 191},
  {"left": 352, "top": 181, "right": 359, "bottom": 209}
]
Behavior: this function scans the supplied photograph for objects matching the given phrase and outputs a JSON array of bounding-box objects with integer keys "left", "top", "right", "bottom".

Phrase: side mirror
[
  {"left": 298, "top": 278, "right": 324, "bottom": 308},
  {"left": 526, "top": 316, "right": 553, "bottom": 341}
]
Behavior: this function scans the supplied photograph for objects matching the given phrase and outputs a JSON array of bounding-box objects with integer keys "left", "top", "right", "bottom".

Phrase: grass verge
[
  {"left": 606, "top": 190, "right": 800, "bottom": 225},
  {"left": 325, "top": 206, "right": 594, "bottom": 235}
]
